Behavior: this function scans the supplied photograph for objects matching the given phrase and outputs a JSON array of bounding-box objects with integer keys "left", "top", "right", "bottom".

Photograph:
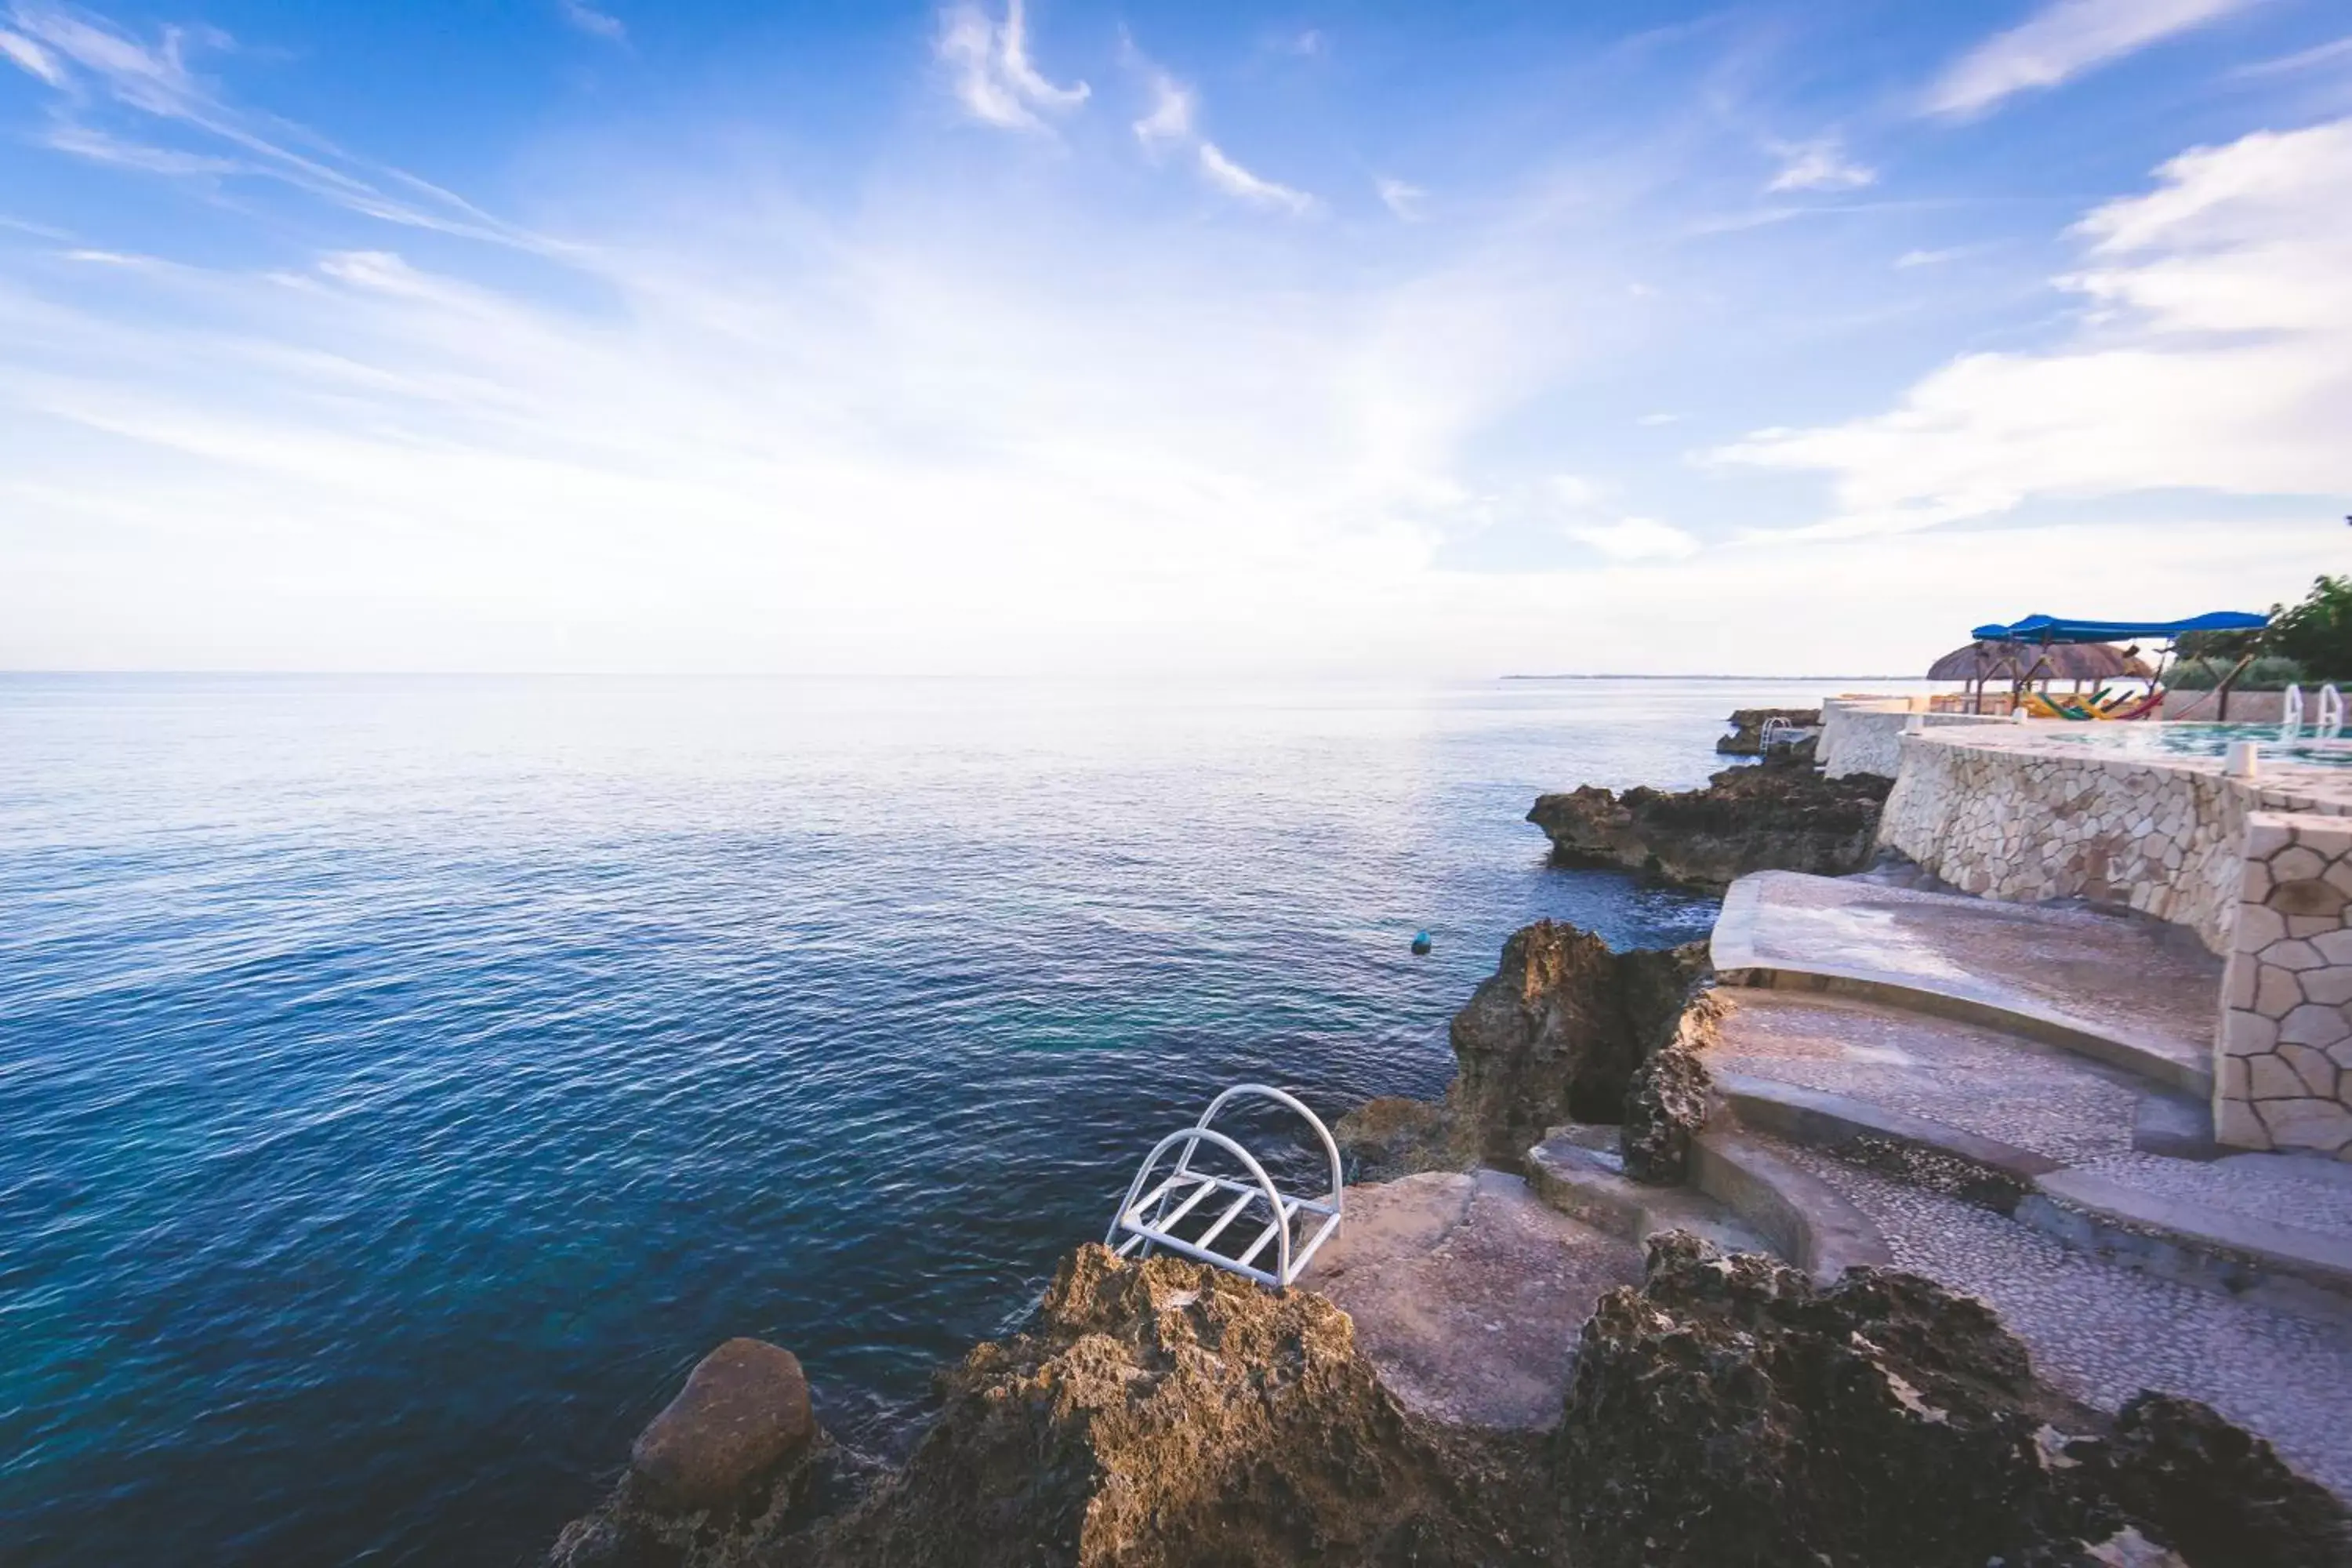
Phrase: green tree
[{"left": 2267, "top": 575, "right": 2352, "bottom": 682}]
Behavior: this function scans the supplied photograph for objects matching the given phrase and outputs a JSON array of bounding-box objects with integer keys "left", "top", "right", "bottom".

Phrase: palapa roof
[{"left": 1927, "top": 641, "right": 2154, "bottom": 683}]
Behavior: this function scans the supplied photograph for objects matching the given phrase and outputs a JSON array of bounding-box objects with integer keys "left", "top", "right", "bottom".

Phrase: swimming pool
[{"left": 2027, "top": 720, "right": 2352, "bottom": 768}]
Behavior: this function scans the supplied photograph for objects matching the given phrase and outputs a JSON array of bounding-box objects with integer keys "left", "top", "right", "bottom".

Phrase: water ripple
[{"left": 0, "top": 674, "right": 1885, "bottom": 1565}]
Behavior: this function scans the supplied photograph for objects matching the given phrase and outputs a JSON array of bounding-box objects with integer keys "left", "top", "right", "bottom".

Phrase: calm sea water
[{"left": 0, "top": 674, "right": 1893, "bottom": 1566}]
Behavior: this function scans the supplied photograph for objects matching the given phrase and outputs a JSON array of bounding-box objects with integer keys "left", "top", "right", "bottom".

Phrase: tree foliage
[{"left": 2265, "top": 574, "right": 2352, "bottom": 682}]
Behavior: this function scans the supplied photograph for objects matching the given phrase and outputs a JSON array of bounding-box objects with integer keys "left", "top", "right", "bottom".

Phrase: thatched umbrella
[
  {"left": 1929, "top": 641, "right": 2154, "bottom": 713},
  {"left": 1927, "top": 641, "right": 2153, "bottom": 683}
]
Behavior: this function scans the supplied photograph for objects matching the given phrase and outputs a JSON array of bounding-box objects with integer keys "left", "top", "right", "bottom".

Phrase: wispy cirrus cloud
[
  {"left": 1765, "top": 136, "right": 1875, "bottom": 193},
  {"left": 1118, "top": 35, "right": 1317, "bottom": 216},
  {"left": 1131, "top": 64, "right": 1192, "bottom": 152},
  {"left": 0, "top": 17, "right": 62, "bottom": 82},
  {"left": 556, "top": 0, "right": 625, "bottom": 44},
  {"left": 1376, "top": 177, "right": 1426, "bottom": 221},
  {"left": 1924, "top": 0, "right": 2259, "bottom": 118},
  {"left": 1719, "top": 118, "right": 2352, "bottom": 539},
  {"left": 1198, "top": 141, "right": 1315, "bottom": 216},
  {"left": 935, "top": 0, "right": 1087, "bottom": 132},
  {"left": 0, "top": 2, "right": 560, "bottom": 251}
]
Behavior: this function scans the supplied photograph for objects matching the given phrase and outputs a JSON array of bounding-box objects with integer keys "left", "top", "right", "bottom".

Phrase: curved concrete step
[
  {"left": 1527, "top": 1121, "right": 1893, "bottom": 1283},
  {"left": 2021, "top": 1161, "right": 2352, "bottom": 1323},
  {"left": 1714, "top": 1071, "right": 2352, "bottom": 1321},
  {"left": 1526, "top": 1126, "right": 1771, "bottom": 1257},
  {"left": 1713, "top": 871, "right": 2217, "bottom": 1097}
]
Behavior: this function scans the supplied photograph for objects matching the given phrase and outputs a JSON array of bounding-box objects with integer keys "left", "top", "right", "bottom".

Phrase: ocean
[{"left": 0, "top": 673, "right": 1885, "bottom": 1564}]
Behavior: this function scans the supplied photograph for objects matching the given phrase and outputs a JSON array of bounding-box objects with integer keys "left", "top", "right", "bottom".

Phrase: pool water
[{"left": 2029, "top": 720, "right": 2352, "bottom": 768}]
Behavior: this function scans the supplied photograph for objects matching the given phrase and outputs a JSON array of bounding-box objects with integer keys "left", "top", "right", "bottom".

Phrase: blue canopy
[{"left": 1968, "top": 611, "right": 2269, "bottom": 644}]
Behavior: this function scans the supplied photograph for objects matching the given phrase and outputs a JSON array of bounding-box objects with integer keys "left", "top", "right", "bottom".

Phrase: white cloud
[
  {"left": 1568, "top": 517, "right": 1700, "bottom": 561},
  {"left": 2232, "top": 35, "right": 2352, "bottom": 78},
  {"left": 1, "top": 2, "right": 555, "bottom": 250},
  {"left": 1198, "top": 142, "right": 1316, "bottom": 215},
  {"left": 1286, "top": 29, "right": 1325, "bottom": 57},
  {"left": 1376, "top": 177, "right": 1426, "bottom": 220},
  {"left": 1635, "top": 412, "right": 1680, "bottom": 426},
  {"left": 1925, "top": 0, "right": 2257, "bottom": 118},
  {"left": 1895, "top": 245, "right": 1976, "bottom": 268},
  {"left": 935, "top": 0, "right": 1088, "bottom": 132},
  {"left": 0, "top": 23, "right": 63, "bottom": 82},
  {"left": 557, "top": 0, "right": 626, "bottom": 43},
  {"left": 1132, "top": 69, "right": 1192, "bottom": 152},
  {"left": 1716, "top": 118, "right": 2352, "bottom": 539},
  {"left": 1765, "top": 137, "right": 1875, "bottom": 194}
]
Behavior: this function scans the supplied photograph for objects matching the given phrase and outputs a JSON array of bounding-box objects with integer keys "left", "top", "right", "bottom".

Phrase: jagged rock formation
[
  {"left": 1617, "top": 989, "right": 1720, "bottom": 1183},
  {"left": 1336, "top": 922, "right": 1710, "bottom": 1177},
  {"left": 1717, "top": 706, "right": 1822, "bottom": 755},
  {"left": 1528, "top": 764, "right": 1893, "bottom": 893},
  {"left": 549, "top": 1236, "right": 2350, "bottom": 1568},
  {"left": 1444, "top": 922, "right": 1708, "bottom": 1169},
  {"left": 799, "top": 1246, "right": 1554, "bottom": 1567},
  {"left": 1557, "top": 1233, "right": 2352, "bottom": 1568}
]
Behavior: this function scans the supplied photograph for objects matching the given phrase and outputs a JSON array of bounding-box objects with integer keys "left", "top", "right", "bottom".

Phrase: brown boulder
[{"left": 630, "top": 1338, "right": 817, "bottom": 1516}]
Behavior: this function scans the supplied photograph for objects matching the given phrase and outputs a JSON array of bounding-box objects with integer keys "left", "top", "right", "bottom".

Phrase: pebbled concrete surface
[
  {"left": 1711, "top": 987, "right": 2143, "bottom": 1165},
  {"left": 1715, "top": 870, "right": 2220, "bottom": 1087},
  {"left": 1762, "top": 1133, "right": 2352, "bottom": 1503}
]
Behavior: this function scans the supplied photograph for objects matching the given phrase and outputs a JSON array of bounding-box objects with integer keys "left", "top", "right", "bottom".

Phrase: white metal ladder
[
  {"left": 1106, "top": 1084, "right": 1343, "bottom": 1290},
  {"left": 2319, "top": 683, "right": 2345, "bottom": 739},
  {"left": 2282, "top": 683, "right": 2306, "bottom": 741}
]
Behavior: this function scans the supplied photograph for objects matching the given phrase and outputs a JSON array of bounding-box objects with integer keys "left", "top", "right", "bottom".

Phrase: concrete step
[
  {"left": 1712, "top": 1071, "right": 2352, "bottom": 1321},
  {"left": 1712, "top": 870, "right": 2219, "bottom": 1098},
  {"left": 1300, "top": 1167, "right": 1644, "bottom": 1431},
  {"left": 1526, "top": 1121, "right": 1892, "bottom": 1283}
]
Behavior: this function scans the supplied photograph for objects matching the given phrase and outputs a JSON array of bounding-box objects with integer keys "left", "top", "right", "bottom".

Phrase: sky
[{"left": 0, "top": 0, "right": 2347, "bottom": 677}]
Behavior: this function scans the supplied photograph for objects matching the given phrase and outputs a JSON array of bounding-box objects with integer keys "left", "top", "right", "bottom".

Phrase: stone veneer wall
[
  {"left": 1878, "top": 728, "right": 2352, "bottom": 1156},
  {"left": 2216, "top": 815, "right": 2352, "bottom": 1159},
  {"left": 1877, "top": 732, "right": 2256, "bottom": 953},
  {"left": 1819, "top": 699, "right": 2003, "bottom": 781}
]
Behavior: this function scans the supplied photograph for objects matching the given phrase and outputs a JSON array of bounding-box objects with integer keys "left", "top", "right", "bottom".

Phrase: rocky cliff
[
  {"left": 1337, "top": 920, "right": 1712, "bottom": 1178},
  {"left": 1527, "top": 763, "right": 1892, "bottom": 893},
  {"left": 549, "top": 1236, "right": 2349, "bottom": 1568},
  {"left": 1559, "top": 1232, "right": 2352, "bottom": 1568}
]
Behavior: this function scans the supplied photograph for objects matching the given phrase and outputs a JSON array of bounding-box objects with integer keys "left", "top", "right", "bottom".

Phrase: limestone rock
[
  {"left": 1717, "top": 707, "right": 1822, "bottom": 756},
  {"left": 813, "top": 1243, "right": 1547, "bottom": 1567},
  {"left": 1443, "top": 923, "right": 1706, "bottom": 1167},
  {"left": 630, "top": 1338, "right": 818, "bottom": 1516},
  {"left": 1617, "top": 989, "right": 1721, "bottom": 1183},
  {"left": 1558, "top": 1232, "right": 2089, "bottom": 1568},
  {"left": 1528, "top": 764, "right": 1893, "bottom": 893},
  {"left": 2089, "top": 1392, "right": 2352, "bottom": 1567},
  {"left": 1552, "top": 1233, "right": 2352, "bottom": 1568},
  {"left": 1331, "top": 1094, "right": 1461, "bottom": 1182}
]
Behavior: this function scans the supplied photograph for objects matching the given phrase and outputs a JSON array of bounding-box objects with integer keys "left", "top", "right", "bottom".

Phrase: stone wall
[
  {"left": 1877, "top": 727, "right": 2352, "bottom": 1157},
  {"left": 1819, "top": 698, "right": 2003, "bottom": 781},
  {"left": 2216, "top": 815, "right": 2352, "bottom": 1160}
]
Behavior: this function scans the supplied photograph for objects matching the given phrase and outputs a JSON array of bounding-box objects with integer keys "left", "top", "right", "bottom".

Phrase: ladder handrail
[
  {"left": 1176, "top": 1083, "right": 1345, "bottom": 1208},
  {"left": 1107, "top": 1125, "right": 1294, "bottom": 1285},
  {"left": 2281, "top": 683, "right": 2305, "bottom": 741},
  {"left": 2319, "top": 683, "right": 2345, "bottom": 739}
]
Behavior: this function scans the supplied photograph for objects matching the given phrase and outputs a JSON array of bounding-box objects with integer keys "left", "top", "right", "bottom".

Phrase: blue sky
[{"left": 1, "top": 0, "right": 2347, "bottom": 674}]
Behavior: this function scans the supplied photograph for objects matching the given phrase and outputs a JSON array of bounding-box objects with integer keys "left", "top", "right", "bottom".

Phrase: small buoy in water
[{"left": 1410, "top": 931, "right": 1432, "bottom": 956}]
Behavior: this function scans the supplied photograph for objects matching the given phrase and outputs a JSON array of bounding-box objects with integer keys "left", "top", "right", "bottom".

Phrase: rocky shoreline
[
  {"left": 1527, "top": 757, "right": 1893, "bottom": 892},
  {"left": 543, "top": 717, "right": 2351, "bottom": 1568}
]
